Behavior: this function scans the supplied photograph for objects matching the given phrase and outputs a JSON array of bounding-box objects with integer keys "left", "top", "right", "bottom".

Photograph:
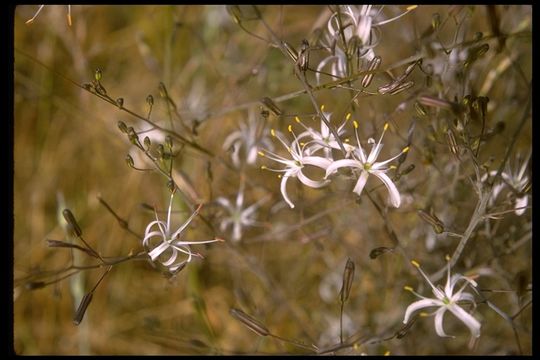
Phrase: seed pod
[
  {"left": 362, "top": 55, "right": 381, "bottom": 88},
  {"left": 144, "top": 136, "right": 151, "bottom": 150},
  {"left": 167, "top": 180, "right": 176, "bottom": 193},
  {"left": 125, "top": 154, "right": 135, "bottom": 168},
  {"left": 95, "top": 83, "right": 107, "bottom": 96},
  {"left": 73, "top": 293, "right": 93, "bottom": 325},
  {"left": 417, "top": 209, "right": 445, "bottom": 234},
  {"left": 117, "top": 121, "right": 128, "bottom": 133},
  {"left": 446, "top": 129, "right": 460, "bottom": 160},
  {"left": 157, "top": 144, "right": 165, "bottom": 159},
  {"left": 165, "top": 135, "right": 173, "bottom": 150},
  {"left": 339, "top": 258, "right": 355, "bottom": 303},
  {"left": 82, "top": 83, "right": 93, "bottom": 91},
  {"left": 369, "top": 246, "right": 394, "bottom": 259},
  {"left": 388, "top": 81, "right": 414, "bottom": 95},
  {"left": 414, "top": 101, "right": 427, "bottom": 117},
  {"left": 432, "top": 13, "right": 441, "bottom": 30},
  {"left": 158, "top": 82, "right": 168, "bottom": 98},
  {"left": 297, "top": 39, "right": 310, "bottom": 72},
  {"left": 229, "top": 308, "right": 269, "bottom": 336},
  {"left": 62, "top": 209, "right": 82, "bottom": 237},
  {"left": 400, "top": 164, "right": 415, "bottom": 176},
  {"left": 260, "top": 97, "right": 282, "bottom": 116},
  {"left": 116, "top": 98, "right": 124, "bottom": 108}
]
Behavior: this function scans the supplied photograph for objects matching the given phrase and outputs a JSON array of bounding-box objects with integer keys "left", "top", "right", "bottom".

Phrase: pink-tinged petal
[
  {"left": 403, "top": 298, "right": 441, "bottom": 323},
  {"left": 280, "top": 170, "right": 296, "bottom": 208},
  {"left": 325, "top": 159, "right": 362, "bottom": 177},
  {"left": 352, "top": 171, "right": 369, "bottom": 196},
  {"left": 434, "top": 308, "right": 453, "bottom": 338},
  {"left": 371, "top": 170, "right": 401, "bottom": 208},
  {"left": 148, "top": 241, "right": 171, "bottom": 261},
  {"left": 303, "top": 155, "right": 332, "bottom": 169},
  {"left": 297, "top": 171, "right": 329, "bottom": 188},
  {"left": 447, "top": 304, "right": 481, "bottom": 338}
]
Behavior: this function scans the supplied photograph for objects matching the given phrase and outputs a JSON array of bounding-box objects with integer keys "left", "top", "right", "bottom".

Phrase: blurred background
[{"left": 14, "top": 5, "right": 531, "bottom": 355}]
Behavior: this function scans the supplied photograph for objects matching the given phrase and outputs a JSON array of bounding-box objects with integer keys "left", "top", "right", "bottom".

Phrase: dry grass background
[{"left": 14, "top": 5, "right": 531, "bottom": 355}]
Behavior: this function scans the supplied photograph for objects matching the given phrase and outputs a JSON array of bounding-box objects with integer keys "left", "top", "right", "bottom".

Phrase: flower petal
[
  {"left": 447, "top": 304, "right": 481, "bottom": 338},
  {"left": 325, "top": 159, "right": 362, "bottom": 177},
  {"left": 434, "top": 308, "right": 453, "bottom": 338},
  {"left": 297, "top": 170, "right": 329, "bottom": 188},
  {"left": 403, "top": 298, "right": 441, "bottom": 324},
  {"left": 280, "top": 170, "right": 296, "bottom": 208},
  {"left": 371, "top": 170, "right": 401, "bottom": 207},
  {"left": 352, "top": 170, "right": 369, "bottom": 196}
]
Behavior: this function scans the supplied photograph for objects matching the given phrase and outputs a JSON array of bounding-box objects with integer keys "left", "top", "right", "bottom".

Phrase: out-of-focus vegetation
[{"left": 14, "top": 5, "right": 531, "bottom": 355}]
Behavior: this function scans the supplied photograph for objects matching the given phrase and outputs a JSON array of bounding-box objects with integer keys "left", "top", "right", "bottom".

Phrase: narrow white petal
[
  {"left": 297, "top": 171, "right": 329, "bottom": 188},
  {"left": 280, "top": 171, "right": 295, "bottom": 208},
  {"left": 148, "top": 241, "right": 171, "bottom": 261},
  {"left": 434, "top": 308, "right": 453, "bottom": 337},
  {"left": 515, "top": 195, "right": 528, "bottom": 216},
  {"left": 352, "top": 171, "right": 369, "bottom": 196},
  {"left": 371, "top": 170, "right": 401, "bottom": 207},
  {"left": 303, "top": 156, "right": 332, "bottom": 170},
  {"left": 403, "top": 298, "right": 441, "bottom": 323},
  {"left": 325, "top": 159, "right": 362, "bottom": 177},
  {"left": 448, "top": 304, "right": 481, "bottom": 338}
]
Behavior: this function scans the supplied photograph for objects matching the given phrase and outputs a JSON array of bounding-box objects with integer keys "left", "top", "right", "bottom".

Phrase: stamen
[
  {"left": 411, "top": 260, "right": 420, "bottom": 268},
  {"left": 404, "top": 286, "right": 414, "bottom": 292}
]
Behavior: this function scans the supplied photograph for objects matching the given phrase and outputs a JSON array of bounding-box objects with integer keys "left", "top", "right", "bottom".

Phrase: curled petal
[
  {"left": 434, "top": 308, "right": 453, "bottom": 338},
  {"left": 280, "top": 170, "right": 296, "bottom": 208},
  {"left": 303, "top": 155, "right": 332, "bottom": 170},
  {"left": 371, "top": 170, "right": 401, "bottom": 207},
  {"left": 403, "top": 298, "right": 441, "bottom": 324},
  {"left": 297, "top": 170, "right": 329, "bottom": 188},
  {"left": 325, "top": 159, "right": 362, "bottom": 177},
  {"left": 447, "top": 304, "right": 481, "bottom": 338}
]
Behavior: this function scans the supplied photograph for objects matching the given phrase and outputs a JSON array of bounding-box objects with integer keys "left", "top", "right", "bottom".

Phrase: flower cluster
[
  {"left": 142, "top": 192, "right": 223, "bottom": 274},
  {"left": 258, "top": 107, "right": 409, "bottom": 209},
  {"left": 316, "top": 5, "right": 417, "bottom": 84}
]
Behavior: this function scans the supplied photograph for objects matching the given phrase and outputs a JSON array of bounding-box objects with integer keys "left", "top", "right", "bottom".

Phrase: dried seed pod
[
  {"left": 297, "top": 39, "right": 310, "bottom": 72},
  {"left": 340, "top": 258, "right": 355, "bottom": 303},
  {"left": 82, "top": 83, "right": 93, "bottom": 91},
  {"left": 73, "top": 293, "right": 93, "bottom": 325},
  {"left": 143, "top": 136, "right": 151, "bottom": 150},
  {"left": 117, "top": 121, "right": 128, "bottom": 133},
  {"left": 229, "top": 308, "right": 269, "bottom": 336},
  {"left": 369, "top": 246, "right": 394, "bottom": 259},
  {"left": 62, "top": 209, "right": 82, "bottom": 237},
  {"left": 417, "top": 209, "right": 445, "bottom": 234},
  {"left": 125, "top": 154, "right": 135, "bottom": 168},
  {"left": 260, "top": 97, "right": 282, "bottom": 116},
  {"left": 362, "top": 56, "right": 381, "bottom": 88}
]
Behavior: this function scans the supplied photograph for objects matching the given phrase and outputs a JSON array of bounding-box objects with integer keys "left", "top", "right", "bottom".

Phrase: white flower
[
  {"left": 259, "top": 127, "right": 331, "bottom": 208},
  {"left": 216, "top": 182, "right": 268, "bottom": 242},
  {"left": 142, "top": 192, "right": 222, "bottom": 274},
  {"left": 325, "top": 121, "right": 408, "bottom": 208},
  {"left": 295, "top": 106, "right": 354, "bottom": 160},
  {"left": 484, "top": 151, "right": 530, "bottom": 216},
  {"left": 403, "top": 259, "right": 481, "bottom": 341},
  {"left": 223, "top": 109, "right": 273, "bottom": 168}
]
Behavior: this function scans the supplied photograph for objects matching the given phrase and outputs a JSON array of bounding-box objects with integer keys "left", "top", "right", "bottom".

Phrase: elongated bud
[
  {"left": 117, "top": 121, "right": 128, "bottom": 133},
  {"left": 369, "top": 246, "right": 394, "bottom": 259},
  {"left": 125, "top": 154, "right": 134, "bottom": 168},
  {"left": 400, "top": 164, "right": 415, "bottom": 176},
  {"left": 157, "top": 144, "right": 165, "bottom": 159},
  {"left": 95, "top": 83, "right": 107, "bottom": 96},
  {"left": 388, "top": 81, "right": 414, "bottom": 95},
  {"left": 414, "top": 102, "right": 427, "bottom": 117},
  {"left": 94, "top": 68, "right": 102, "bottom": 82},
  {"left": 116, "top": 98, "right": 124, "bottom": 109},
  {"left": 62, "top": 209, "right": 82, "bottom": 237},
  {"left": 432, "top": 13, "right": 441, "bottom": 30},
  {"left": 340, "top": 258, "right": 355, "bottom": 303},
  {"left": 229, "top": 308, "right": 269, "bottom": 336},
  {"left": 417, "top": 209, "right": 445, "bottom": 234},
  {"left": 146, "top": 94, "right": 154, "bottom": 107},
  {"left": 362, "top": 56, "right": 381, "bottom": 88},
  {"left": 260, "top": 97, "right": 282, "bottom": 116},
  {"left": 73, "top": 293, "right": 93, "bottom": 325}
]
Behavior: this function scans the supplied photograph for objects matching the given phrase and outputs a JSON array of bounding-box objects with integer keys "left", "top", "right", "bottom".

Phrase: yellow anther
[
  {"left": 345, "top": 138, "right": 350, "bottom": 143},
  {"left": 346, "top": 112, "right": 352, "bottom": 120},
  {"left": 300, "top": 142, "right": 305, "bottom": 146},
  {"left": 411, "top": 260, "right": 420, "bottom": 268},
  {"left": 402, "top": 146, "right": 410, "bottom": 153},
  {"left": 295, "top": 116, "right": 301, "bottom": 123},
  {"left": 320, "top": 104, "right": 325, "bottom": 112},
  {"left": 404, "top": 285, "right": 414, "bottom": 292},
  {"left": 389, "top": 165, "right": 397, "bottom": 170},
  {"left": 288, "top": 124, "right": 292, "bottom": 132},
  {"left": 271, "top": 129, "right": 276, "bottom": 137},
  {"left": 445, "top": 254, "right": 451, "bottom": 262},
  {"left": 384, "top": 350, "right": 391, "bottom": 356},
  {"left": 419, "top": 312, "right": 429, "bottom": 317},
  {"left": 353, "top": 120, "right": 359, "bottom": 129},
  {"left": 258, "top": 151, "right": 265, "bottom": 157},
  {"left": 383, "top": 123, "right": 389, "bottom": 131},
  {"left": 277, "top": 174, "right": 282, "bottom": 179},
  {"left": 261, "top": 165, "right": 267, "bottom": 170},
  {"left": 406, "top": 5, "right": 418, "bottom": 11}
]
